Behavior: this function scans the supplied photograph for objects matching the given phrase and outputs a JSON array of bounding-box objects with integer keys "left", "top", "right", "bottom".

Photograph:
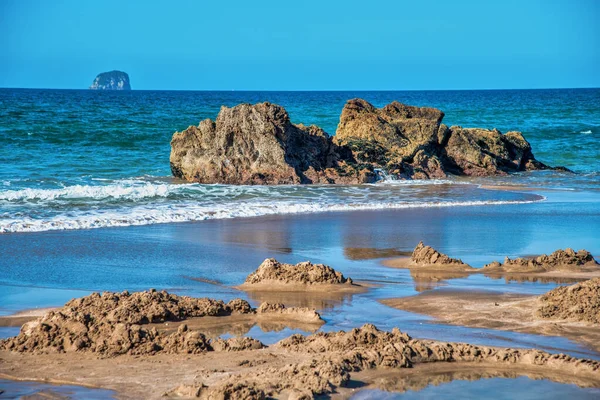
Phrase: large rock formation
[
  {"left": 334, "top": 99, "right": 561, "bottom": 179},
  {"left": 170, "top": 99, "right": 564, "bottom": 184},
  {"left": 89, "top": 70, "right": 131, "bottom": 90},
  {"left": 170, "top": 102, "right": 374, "bottom": 184}
]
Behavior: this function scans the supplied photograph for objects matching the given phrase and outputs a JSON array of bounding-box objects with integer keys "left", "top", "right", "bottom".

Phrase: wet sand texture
[
  {"left": 237, "top": 258, "right": 365, "bottom": 293},
  {"left": 0, "top": 290, "right": 322, "bottom": 356},
  {"left": 385, "top": 243, "right": 600, "bottom": 279},
  {"left": 1, "top": 324, "right": 599, "bottom": 399},
  {"left": 381, "top": 278, "right": 600, "bottom": 352}
]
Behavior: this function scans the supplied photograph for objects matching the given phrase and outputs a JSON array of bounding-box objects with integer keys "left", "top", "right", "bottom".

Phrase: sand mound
[
  {"left": 483, "top": 248, "right": 598, "bottom": 273},
  {"left": 537, "top": 278, "right": 600, "bottom": 323},
  {"left": 409, "top": 242, "right": 474, "bottom": 271},
  {"left": 172, "top": 324, "right": 600, "bottom": 399},
  {"left": 0, "top": 291, "right": 322, "bottom": 356},
  {"left": 240, "top": 258, "right": 355, "bottom": 289}
]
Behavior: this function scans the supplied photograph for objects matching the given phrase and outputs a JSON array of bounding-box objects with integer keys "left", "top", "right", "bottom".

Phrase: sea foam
[{"left": 0, "top": 196, "right": 544, "bottom": 233}]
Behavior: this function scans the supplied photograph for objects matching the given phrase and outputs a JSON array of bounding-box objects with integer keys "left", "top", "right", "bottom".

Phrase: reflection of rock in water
[
  {"left": 245, "top": 290, "right": 355, "bottom": 311},
  {"left": 154, "top": 315, "right": 322, "bottom": 339},
  {"left": 344, "top": 247, "right": 411, "bottom": 260},
  {"left": 410, "top": 270, "right": 471, "bottom": 292},
  {"left": 366, "top": 367, "right": 600, "bottom": 394}
]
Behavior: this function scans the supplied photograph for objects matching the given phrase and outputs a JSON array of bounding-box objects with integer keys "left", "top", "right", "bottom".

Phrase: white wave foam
[
  {"left": 0, "top": 180, "right": 195, "bottom": 201},
  {"left": 0, "top": 197, "right": 544, "bottom": 233},
  {"left": 0, "top": 178, "right": 475, "bottom": 202},
  {"left": 581, "top": 130, "right": 592, "bottom": 134}
]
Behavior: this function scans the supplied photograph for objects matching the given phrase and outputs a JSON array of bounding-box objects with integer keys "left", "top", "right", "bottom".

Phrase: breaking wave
[{"left": 0, "top": 197, "right": 544, "bottom": 233}]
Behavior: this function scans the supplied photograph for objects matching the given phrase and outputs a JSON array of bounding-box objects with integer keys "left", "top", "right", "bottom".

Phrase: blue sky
[{"left": 1, "top": 0, "right": 598, "bottom": 90}]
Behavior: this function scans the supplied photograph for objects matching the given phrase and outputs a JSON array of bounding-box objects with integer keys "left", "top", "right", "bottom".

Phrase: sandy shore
[
  {"left": 1, "top": 327, "right": 599, "bottom": 399},
  {"left": 381, "top": 289, "right": 600, "bottom": 353}
]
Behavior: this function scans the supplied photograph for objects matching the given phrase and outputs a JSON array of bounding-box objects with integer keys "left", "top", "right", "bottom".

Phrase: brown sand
[
  {"left": 381, "top": 288, "right": 600, "bottom": 353},
  {"left": 236, "top": 258, "right": 366, "bottom": 294},
  {"left": 1, "top": 324, "right": 599, "bottom": 399},
  {"left": 0, "top": 290, "right": 322, "bottom": 356},
  {"left": 384, "top": 244, "right": 600, "bottom": 282}
]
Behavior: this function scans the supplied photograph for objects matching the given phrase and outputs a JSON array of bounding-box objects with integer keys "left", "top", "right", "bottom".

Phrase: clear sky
[{"left": 1, "top": 0, "right": 598, "bottom": 90}]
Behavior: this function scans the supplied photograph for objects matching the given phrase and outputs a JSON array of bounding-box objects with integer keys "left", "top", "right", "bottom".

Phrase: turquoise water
[{"left": 0, "top": 88, "right": 598, "bottom": 232}]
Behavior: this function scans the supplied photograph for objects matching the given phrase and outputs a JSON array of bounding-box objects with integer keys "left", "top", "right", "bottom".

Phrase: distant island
[{"left": 89, "top": 70, "right": 131, "bottom": 90}]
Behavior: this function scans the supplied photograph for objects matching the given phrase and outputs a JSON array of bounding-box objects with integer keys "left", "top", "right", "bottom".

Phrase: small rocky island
[
  {"left": 170, "top": 99, "right": 566, "bottom": 184},
  {"left": 89, "top": 70, "right": 131, "bottom": 90}
]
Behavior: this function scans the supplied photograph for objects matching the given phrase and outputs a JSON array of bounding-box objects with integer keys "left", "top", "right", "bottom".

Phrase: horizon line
[{"left": 1, "top": 86, "right": 599, "bottom": 92}]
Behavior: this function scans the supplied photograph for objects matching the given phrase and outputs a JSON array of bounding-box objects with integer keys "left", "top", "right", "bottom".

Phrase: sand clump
[
  {"left": 384, "top": 242, "right": 475, "bottom": 272},
  {"left": 537, "top": 278, "right": 600, "bottom": 323},
  {"left": 483, "top": 248, "right": 598, "bottom": 273},
  {"left": 0, "top": 290, "right": 321, "bottom": 356},
  {"left": 168, "top": 324, "right": 600, "bottom": 399},
  {"left": 411, "top": 241, "right": 470, "bottom": 268},
  {"left": 385, "top": 244, "right": 599, "bottom": 279},
  {"left": 238, "top": 258, "right": 363, "bottom": 292}
]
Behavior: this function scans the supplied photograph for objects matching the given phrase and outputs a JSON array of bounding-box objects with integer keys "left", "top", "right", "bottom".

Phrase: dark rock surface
[
  {"left": 170, "top": 99, "right": 564, "bottom": 184},
  {"left": 89, "top": 70, "right": 131, "bottom": 90}
]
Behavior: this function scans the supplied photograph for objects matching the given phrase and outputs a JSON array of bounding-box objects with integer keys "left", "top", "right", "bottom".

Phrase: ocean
[{"left": 1, "top": 88, "right": 598, "bottom": 233}]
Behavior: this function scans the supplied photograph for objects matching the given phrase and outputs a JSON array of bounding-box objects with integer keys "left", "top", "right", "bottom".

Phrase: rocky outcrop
[
  {"left": 170, "top": 99, "right": 562, "bottom": 184},
  {"left": 334, "top": 99, "right": 562, "bottom": 179},
  {"left": 170, "top": 102, "right": 375, "bottom": 185},
  {"left": 334, "top": 99, "right": 448, "bottom": 179},
  {"left": 240, "top": 258, "right": 355, "bottom": 288},
  {"left": 0, "top": 290, "right": 322, "bottom": 356},
  {"left": 537, "top": 278, "right": 600, "bottom": 323},
  {"left": 483, "top": 248, "right": 598, "bottom": 273},
  {"left": 89, "top": 70, "right": 131, "bottom": 90}
]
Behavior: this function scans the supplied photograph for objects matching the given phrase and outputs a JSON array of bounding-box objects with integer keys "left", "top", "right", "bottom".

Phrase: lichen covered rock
[
  {"left": 170, "top": 102, "right": 374, "bottom": 185},
  {"left": 170, "top": 99, "right": 562, "bottom": 184}
]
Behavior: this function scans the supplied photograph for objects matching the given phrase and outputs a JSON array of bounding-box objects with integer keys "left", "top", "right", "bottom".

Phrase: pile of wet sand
[
  {"left": 166, "top": 324, "right": 600, "bottom": 399},
  {"left": 381, "top": 277, "right": 600, "bottom": 352},
  {"left": 483, "top": 248, "right": 599, "bottom": 273},
  {"left": 237, "top": 258, "right": 363, "bottom": 292},
  {"left": 538, "top": 278, "right": 600, "bottom": 323},
  {"left": 1, "top": 291, "right": 600, "bottom": 399},
  {"left": 0, "top": 290, "right": 321, "bottom": 356},
  {"left": 385, "top": 243, "right": 599, "bottom": 279}
]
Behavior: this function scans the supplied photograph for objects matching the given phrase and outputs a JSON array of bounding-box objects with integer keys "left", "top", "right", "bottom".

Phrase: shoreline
[{"left": 380, "top": 288, "right": 600, "bottom": 353}]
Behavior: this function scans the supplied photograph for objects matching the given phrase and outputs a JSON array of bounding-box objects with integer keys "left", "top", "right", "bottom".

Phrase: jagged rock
[
  {"left": 483, "top": 248, "right": 598, "bottom": 273},
  {"left": 170, "top": 99, "right": 564, "bottom": 184},
  {"left": 537, "top": 278, "right": 600, "bottom": 323},
  {"left": 334, "top": 99, "right": 447, "bottom": 178},
  {"left": 89, "top": 70, "right": 131, "bottom": 90},
  {"left": 443, "top": 127, "right": 549, "bottom": 176},
  {"left": 170, "top": 102, "right": 375, "bottom": 185},
  {"left": 335, "top": 99, "right": 560, "bottom": 179}
]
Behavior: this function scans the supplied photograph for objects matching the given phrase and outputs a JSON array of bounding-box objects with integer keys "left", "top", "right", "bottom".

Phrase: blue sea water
[{"left": 0, "top": 88, "right": 598, "bottom": 232}]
